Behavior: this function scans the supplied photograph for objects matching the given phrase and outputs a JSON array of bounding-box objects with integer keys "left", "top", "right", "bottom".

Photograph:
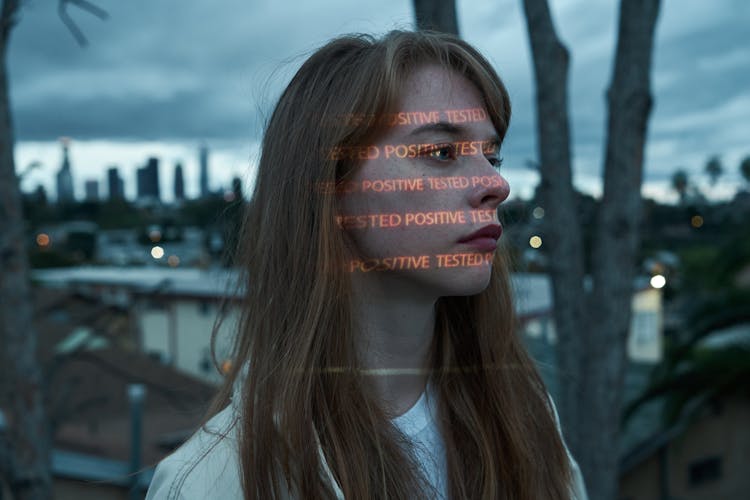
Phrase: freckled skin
[{"left": 337, "top": 65, "right": 510, "bottom": 296}]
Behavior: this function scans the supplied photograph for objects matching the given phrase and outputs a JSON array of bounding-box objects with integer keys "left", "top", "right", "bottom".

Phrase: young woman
[{"left": 146, "top": 30, "right": 588, "bottom": 499}]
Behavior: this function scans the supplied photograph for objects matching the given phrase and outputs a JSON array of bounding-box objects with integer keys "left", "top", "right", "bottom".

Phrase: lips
[
  {"left": 457, "top": 224, "right": 503, "bottom": 243},
  {"left": 457, "top": 224, "right": 503, "bottom": 252}
]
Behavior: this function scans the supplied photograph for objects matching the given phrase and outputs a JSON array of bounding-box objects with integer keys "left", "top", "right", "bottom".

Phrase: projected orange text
[
  {"left": 335, "top": 107, "right": 488, "bottom": 128},
  {"left": 349, "top": 255, "right": 431, "bottom": 272},
  {"left": 348, "top": 252, "right": 494, "bottom": 272},
  {"left": 317, "top": 175, "right": 504, "bottom": 195},
  {"left": 327, "top": 139, "right": 499, "bottom": 161},
  {"left": 362, "top": 178, "right": 425, "bottom": 192},
  {"left": 336, "top": 210, "right": 473, "bottom": 229}
]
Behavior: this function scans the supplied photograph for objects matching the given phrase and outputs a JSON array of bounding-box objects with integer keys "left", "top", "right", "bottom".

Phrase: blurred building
[
  {"left": 33, "top": 266, "right": 240, "bottom": 385},
  {"left": 229, "top": 176, "right": 242, "bottom": 202},
  {"left": 199, "top": 144, "right": 209, "bottom": 198},
  {"left": 24, "top": 263, "right": 748, "bottom": 498},
  {"left": 137, "top": 157, "right": 160, "bottom": 203},
  {"left": 514, "top": 274, "right": 664, "bottom": 366},
  {"left": 84, "top": 180, "right": 99, "bottom": 202},
  {"left": 56, "top": 138, "right": 75, "bottom": 204},
  {"left": 33, "top": 221, "right": 99, "bottom": 263},
  {"left": 32, "top": 269, "right": 662, "bottom": 388},
  {"left": 95, "top": 226, "right": 206, "bottom": 267},
  {"left": 174, "top": 162, "right": 185, "bottom": 201},
  {"left": 9, "top": 287, "right": 218, "bottom": 499},
  {"left": 107, "top": 166, "right": 125, "bottom": 200},
  {"left": 31, "top": 184, "right": 48, "bottom": 205},
  {"left": 620, "top": 392, "right": 750, "bottom": 499}
]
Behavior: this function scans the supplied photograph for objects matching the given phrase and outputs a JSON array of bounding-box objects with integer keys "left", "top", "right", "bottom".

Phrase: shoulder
[
  {"left": 145, "top": 404, "right": 243, "bottom": 500},
  {"left": 546, "top": 394, "right": 589, "bottom": 500}
]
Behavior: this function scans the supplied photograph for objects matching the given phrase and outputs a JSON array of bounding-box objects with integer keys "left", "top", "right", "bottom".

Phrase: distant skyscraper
[
  {"left": 174, "top": 162, "right": 185, "bottom": 200},
  {"left": 107, "top": 166, "right": 124, "bottom": 200},
  {"left": 199, "top": 144, "right": 209, "bottom": 198},
  {"left": 33, "top": 184, "right": 48, "bottom": 205},
  {"left": 137, "top": 157, "right": 160, "bottom": 201},
  {"left": 231, "top": 176, "right": 242, "bottom": 202},
  {"left": 84, "top": 180, "right": 99, "bottom": 201},
  {"left": 56, "top": 137, "right": 75, "bottom": 204}
]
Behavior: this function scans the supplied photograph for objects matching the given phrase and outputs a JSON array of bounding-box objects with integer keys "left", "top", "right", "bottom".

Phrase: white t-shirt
[
  {"left": 389, "top": 385, "right": 589, "bottom": 500},
  {"left": 391, "top": 383, "right": 448, "bottom": 499}
]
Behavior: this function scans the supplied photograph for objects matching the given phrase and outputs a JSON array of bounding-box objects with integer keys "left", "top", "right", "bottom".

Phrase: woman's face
[{"left": 336, "top": 65, "right": 510, "bottom": 296}]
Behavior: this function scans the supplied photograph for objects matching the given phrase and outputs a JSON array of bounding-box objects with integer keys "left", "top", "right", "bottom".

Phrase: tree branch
[
  {"left": 413, "top": 0, "right": 459, "bottom": 35},
  {"left": 58, "top": 0, "right": 108, "bottom": 47},
  {"left": 521, "top": 0, "right": 587, "bottom": 445}
]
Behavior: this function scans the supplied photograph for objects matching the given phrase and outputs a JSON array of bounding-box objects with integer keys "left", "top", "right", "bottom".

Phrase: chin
[{"left": 427, "top": 265, "right": 493, "bottom": 297}]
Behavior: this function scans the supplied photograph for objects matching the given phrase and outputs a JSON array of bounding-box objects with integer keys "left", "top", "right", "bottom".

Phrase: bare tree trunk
[
  {"left": 519, "top": 0, "right": 588, "bottom": 462},
  {"left": 0, "top": 1, "right": 54, "bottom": 498},
  {"left": 521, "top": 0, "right": 661, "bottom": 498},
  {"left": 587, "top": 1, "right": 660, "bottom": 498},
  {"left": 413, "top": 0, "right": 459, "bottom": 35}
]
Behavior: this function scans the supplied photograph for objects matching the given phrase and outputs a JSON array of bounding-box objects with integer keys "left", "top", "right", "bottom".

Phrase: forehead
[{"left": 397, "top": 65, "right": 485, "bottom": 112}]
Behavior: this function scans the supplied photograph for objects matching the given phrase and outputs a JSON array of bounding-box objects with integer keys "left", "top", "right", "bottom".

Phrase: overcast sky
[{"left": 10, "top": 0, "right": 749, "bottom": 202}]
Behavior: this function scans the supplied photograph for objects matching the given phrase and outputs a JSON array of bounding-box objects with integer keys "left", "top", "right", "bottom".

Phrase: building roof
[
  {"left": 33, "top": 267, "right": 557, "bottom": 317},
  {"left": 48, "top": 346, "right": 217, "bottom": 463},
  {"left": 33, "top": 265, "right": 241, "bottom": 299},
  {"left": 26, "top": 287, "right": 220, "bottom": 482}
]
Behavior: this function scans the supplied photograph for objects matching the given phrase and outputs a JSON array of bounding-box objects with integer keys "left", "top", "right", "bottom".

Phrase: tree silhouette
[
  {"left": 520, "top": 0, "right": 661, "bottom": 498},
  {"left": 740, "top": 156, "right": 750, "bottom": 189},
  {"left": 0, "top": 2, "right": 106, "bottom": 498},
  {"left": 704, "top": 155, "right": 723, "bottom": 187},
  {"left": 625, "top": 226, "right": 750, "bottom": 429},
  {"left": 413, "top": 0, "right": 459, "bottom": 34},
  {"left": 672, "top": 169, "right": 689, "bottom": 203}
]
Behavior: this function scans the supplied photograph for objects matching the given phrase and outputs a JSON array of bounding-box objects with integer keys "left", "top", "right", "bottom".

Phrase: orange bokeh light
[{"left": 36, "top": 233, "right": 50, "bottom": 247}]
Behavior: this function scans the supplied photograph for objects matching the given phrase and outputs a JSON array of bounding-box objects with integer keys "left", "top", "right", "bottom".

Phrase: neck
[{"left": 350, "top": 273, "right": 437, "bottom": 417}]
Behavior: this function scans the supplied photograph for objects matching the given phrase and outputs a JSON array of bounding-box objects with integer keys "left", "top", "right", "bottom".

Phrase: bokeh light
[
  {"left": 36, "top": 233, "right": 50, "bottom": 247},
  {"left": 650, "top": 274, "right": 666, "bottom": 289},
  {"left": 529, "top": 235, "right": 542, "bottom": 249},
  {"left": 151, "top": 246, "right": 164, "bottom": 259}
]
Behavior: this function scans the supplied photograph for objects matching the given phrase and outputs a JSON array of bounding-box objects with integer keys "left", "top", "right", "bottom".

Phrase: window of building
[
  {"left": 198, "top": 300, "right": 211, "bottom": 315},
  {"left": 688, "top": 456, "right": 722, "bottom": 486},
  {"left": 146, "top": 298, "right": 166, "bottom": 311}
]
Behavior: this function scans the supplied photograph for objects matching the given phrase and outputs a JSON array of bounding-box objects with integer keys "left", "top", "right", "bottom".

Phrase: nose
[{"left": 466, "top": 161, "right": 510, "bottom": 210}]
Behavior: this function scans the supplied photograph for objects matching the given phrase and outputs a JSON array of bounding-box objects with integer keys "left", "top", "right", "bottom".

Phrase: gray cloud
[{"left": 9, "top": 0, "right": 413, "bottom": 141}]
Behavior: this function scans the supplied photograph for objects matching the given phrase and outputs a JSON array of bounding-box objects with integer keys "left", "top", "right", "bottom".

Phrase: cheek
[
  {"left": 337, "top": 159, "right": 421, "bottom": 219},
  {"left": 339, "top": 195, "right": 460, "bottom": 260},
  {"left": 337, "top": 194, "right": 420, "bottom": 256},
  {"left": 336, "top": 159, "right": 459, "bottom": 256}
]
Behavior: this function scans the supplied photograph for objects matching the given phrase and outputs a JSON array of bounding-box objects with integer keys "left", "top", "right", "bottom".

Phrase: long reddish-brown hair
[{"left": 205, "top": 30, "right": 572, "bottom": 499}]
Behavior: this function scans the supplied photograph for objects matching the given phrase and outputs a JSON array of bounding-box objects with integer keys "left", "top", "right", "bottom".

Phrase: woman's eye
[
  {"left": 424, "top": 144, "right": 456, "bottom": 162},
  {"left": 487, "top": 156, "right": 504, "bottom": 170}
]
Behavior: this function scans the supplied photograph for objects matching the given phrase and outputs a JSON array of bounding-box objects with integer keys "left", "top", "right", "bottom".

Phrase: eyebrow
[
  {"left": 407, "top": 121, "right": 463, "bottom": 138},
  {"left": 406, "top": 121, "right": 501, "bottom": 144}
]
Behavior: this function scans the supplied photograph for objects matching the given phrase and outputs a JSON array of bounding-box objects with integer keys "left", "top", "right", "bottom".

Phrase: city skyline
[
  {"left": 40, "top": 139, "right": 238, "bottom": 203},
  {"left": 33, "top": 139, "right": 245, "bottom": 203}
]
